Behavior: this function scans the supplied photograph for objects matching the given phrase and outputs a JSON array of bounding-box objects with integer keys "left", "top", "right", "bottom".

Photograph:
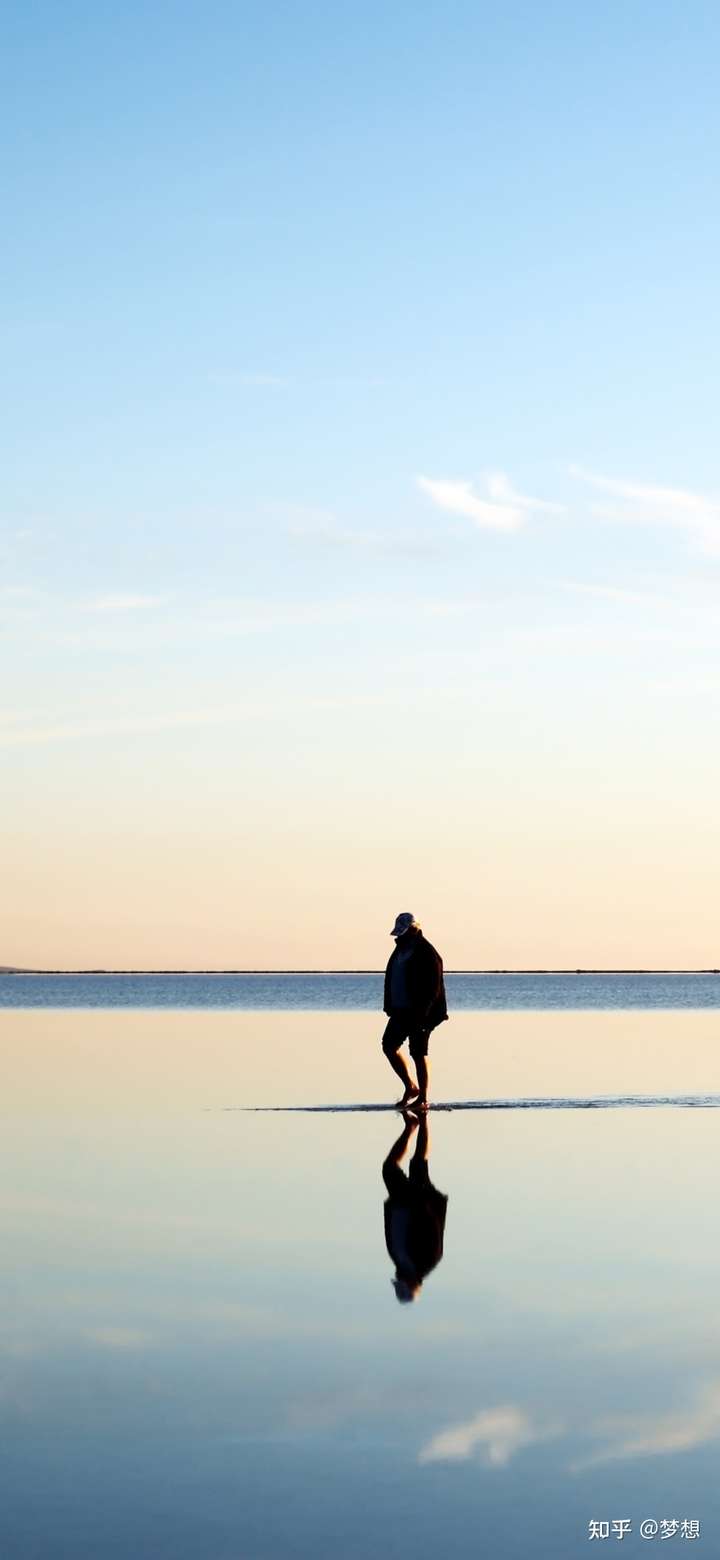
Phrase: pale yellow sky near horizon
[{"left": 4, "top": 700, "right": 718, "bottom": 968}]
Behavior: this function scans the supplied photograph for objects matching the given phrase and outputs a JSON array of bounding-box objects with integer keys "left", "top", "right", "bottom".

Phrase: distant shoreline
[{"left": 2, "top": 968, "right": 720, "bottom": 977}]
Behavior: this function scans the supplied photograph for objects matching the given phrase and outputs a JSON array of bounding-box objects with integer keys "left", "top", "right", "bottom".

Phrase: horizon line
[{"left": 2, "top": 968, "right": 720, "bottom": 976}]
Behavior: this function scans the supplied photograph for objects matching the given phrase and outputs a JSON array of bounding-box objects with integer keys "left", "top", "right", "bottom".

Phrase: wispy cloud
[
  {"left": 419, "top": 1382, "right": 720, "bottom": 1476},
  {"left": 417, "top": 476, "right": 523, "bottom": 531},
  {"left": 419, "top": 1405, "right": 563, "bottom": 1467},
  {"left": 485, "top": 472, "right": 564, "bottom": 514},
  {"left": 572, "top": 1382, "right": 720, "bottom": 1471},
  {"left": 417, "top": 472, "right": 564, "bottom": 532},
  {"left": 570, "top": 466, "right": 720, "bottom": 555}
]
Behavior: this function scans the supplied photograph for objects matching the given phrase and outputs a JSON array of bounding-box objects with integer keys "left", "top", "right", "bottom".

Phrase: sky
[{"left": 2, "top": 0, "right": 720, "bottom": 969}]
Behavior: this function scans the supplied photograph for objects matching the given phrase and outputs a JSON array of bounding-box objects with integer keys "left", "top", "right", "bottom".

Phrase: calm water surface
[
  {"left": 4, "top": 1009, "right": 720, "bottom": 1558},
  {"left": 3, "top": 970, "right": 720, "bottom": 1008}
]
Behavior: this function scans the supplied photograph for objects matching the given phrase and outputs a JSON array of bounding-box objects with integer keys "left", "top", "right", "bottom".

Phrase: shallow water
[
  {"left": 4, "top": 969, "right": 720, "bottom": 1009},
  {"left": 4, "top": 1011, "right": 720, "bottom": 1557}
]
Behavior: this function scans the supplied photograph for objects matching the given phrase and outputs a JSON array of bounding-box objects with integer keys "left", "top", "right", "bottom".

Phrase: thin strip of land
[{"left": 2, "top": 968, "right": 720, "bottom": 976}]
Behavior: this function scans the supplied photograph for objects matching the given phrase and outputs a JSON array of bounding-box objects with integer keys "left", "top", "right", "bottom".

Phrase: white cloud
[
  {"left": 570, "top": 466, "right": 720, "bottom": 555},
  {"left": 417, "top": 472, "right": 563, "bottom": 532},
  {"left": 486, "top": 472, "right": 565, "bottom": 514},
  {"left": 420, "top": 1383, "right": 720, "bottom": 1476},
  {"left": 417, "top": 476, "right": 524, "bottom": 531},
  {"left": 419, "top": 1405, "right": 562, "bottom": 1467},
  {"left": 573, "top": 1382, "right": 720, "bottom": 1471}
]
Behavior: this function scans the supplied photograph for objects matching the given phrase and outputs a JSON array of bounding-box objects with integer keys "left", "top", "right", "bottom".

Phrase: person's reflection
[{"left": 383, "top": 1110, "right": 448, "bottom": 1304}]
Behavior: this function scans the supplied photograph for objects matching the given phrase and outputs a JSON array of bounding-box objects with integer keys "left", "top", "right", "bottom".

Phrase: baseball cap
[
  {"left": 390, "top": 912, "right": 419, "bottom": 937},
  {"left": 391, "top": 1277, "right": 419, "bottom": 1303}
]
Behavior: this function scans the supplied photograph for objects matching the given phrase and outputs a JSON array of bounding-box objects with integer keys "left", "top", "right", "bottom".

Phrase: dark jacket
[
  {"left": 383, "top": 1162, "right": 448, "bottom": 1284},
  {"left": 383, "top": 932, "right": 448, "bottom": 1031}
]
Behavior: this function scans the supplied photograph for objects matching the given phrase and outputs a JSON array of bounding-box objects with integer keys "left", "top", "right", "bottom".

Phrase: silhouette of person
[
  {"left": 381, "top": 912, "right": 448, "bottom": 1109},
  {"left": 382, "top": 1110, "right": 448, "bottom": 1304}
]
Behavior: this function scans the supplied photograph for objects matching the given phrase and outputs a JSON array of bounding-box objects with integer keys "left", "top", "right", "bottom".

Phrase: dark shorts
[
  {"left": 382, "top": 1012, "right": 430, "bottom": 1061},
  {"left": 382, "top": 1158, "right": 431, "bottom": 1199}
]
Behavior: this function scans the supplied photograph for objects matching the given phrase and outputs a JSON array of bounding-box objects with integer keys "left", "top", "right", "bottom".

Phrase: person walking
[{"left": 381, "top": 912, "right": 447, "bottom": 1110}]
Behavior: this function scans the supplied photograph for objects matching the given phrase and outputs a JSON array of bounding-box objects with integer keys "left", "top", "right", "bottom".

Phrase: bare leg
[
  {"left": 384, "top": 1045, "right": 418, "bottom": 1104},
  {"left": 384, "top": 1115, "right": 418, "bottom": 1173},
  {"left": 413, "top": 1112, "right": 430, "bottom": 1163},
  {"left": 414, "top": 1053, "right": 430, "bottom": 1109}
]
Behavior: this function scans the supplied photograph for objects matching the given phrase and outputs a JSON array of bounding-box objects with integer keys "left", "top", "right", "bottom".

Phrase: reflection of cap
[
  {"left": 390, "top": 912, "right": 420, "bottom": 938},
  {"left": 391, "top": 1277, "right": 418, "bottom": 1304}
]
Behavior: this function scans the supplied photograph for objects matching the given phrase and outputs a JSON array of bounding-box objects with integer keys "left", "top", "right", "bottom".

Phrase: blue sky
[{"left": 3, "top": 1, "right": 720, "bottom": 966}]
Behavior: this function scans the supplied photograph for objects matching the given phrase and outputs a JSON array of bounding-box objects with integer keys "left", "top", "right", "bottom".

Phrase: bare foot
[
  {"left": 396, "top": 1086, "right": 419, "bottom": 1108},
  {"left": 413, "top": 1097, "right": 429, "bottom": 1112}
]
